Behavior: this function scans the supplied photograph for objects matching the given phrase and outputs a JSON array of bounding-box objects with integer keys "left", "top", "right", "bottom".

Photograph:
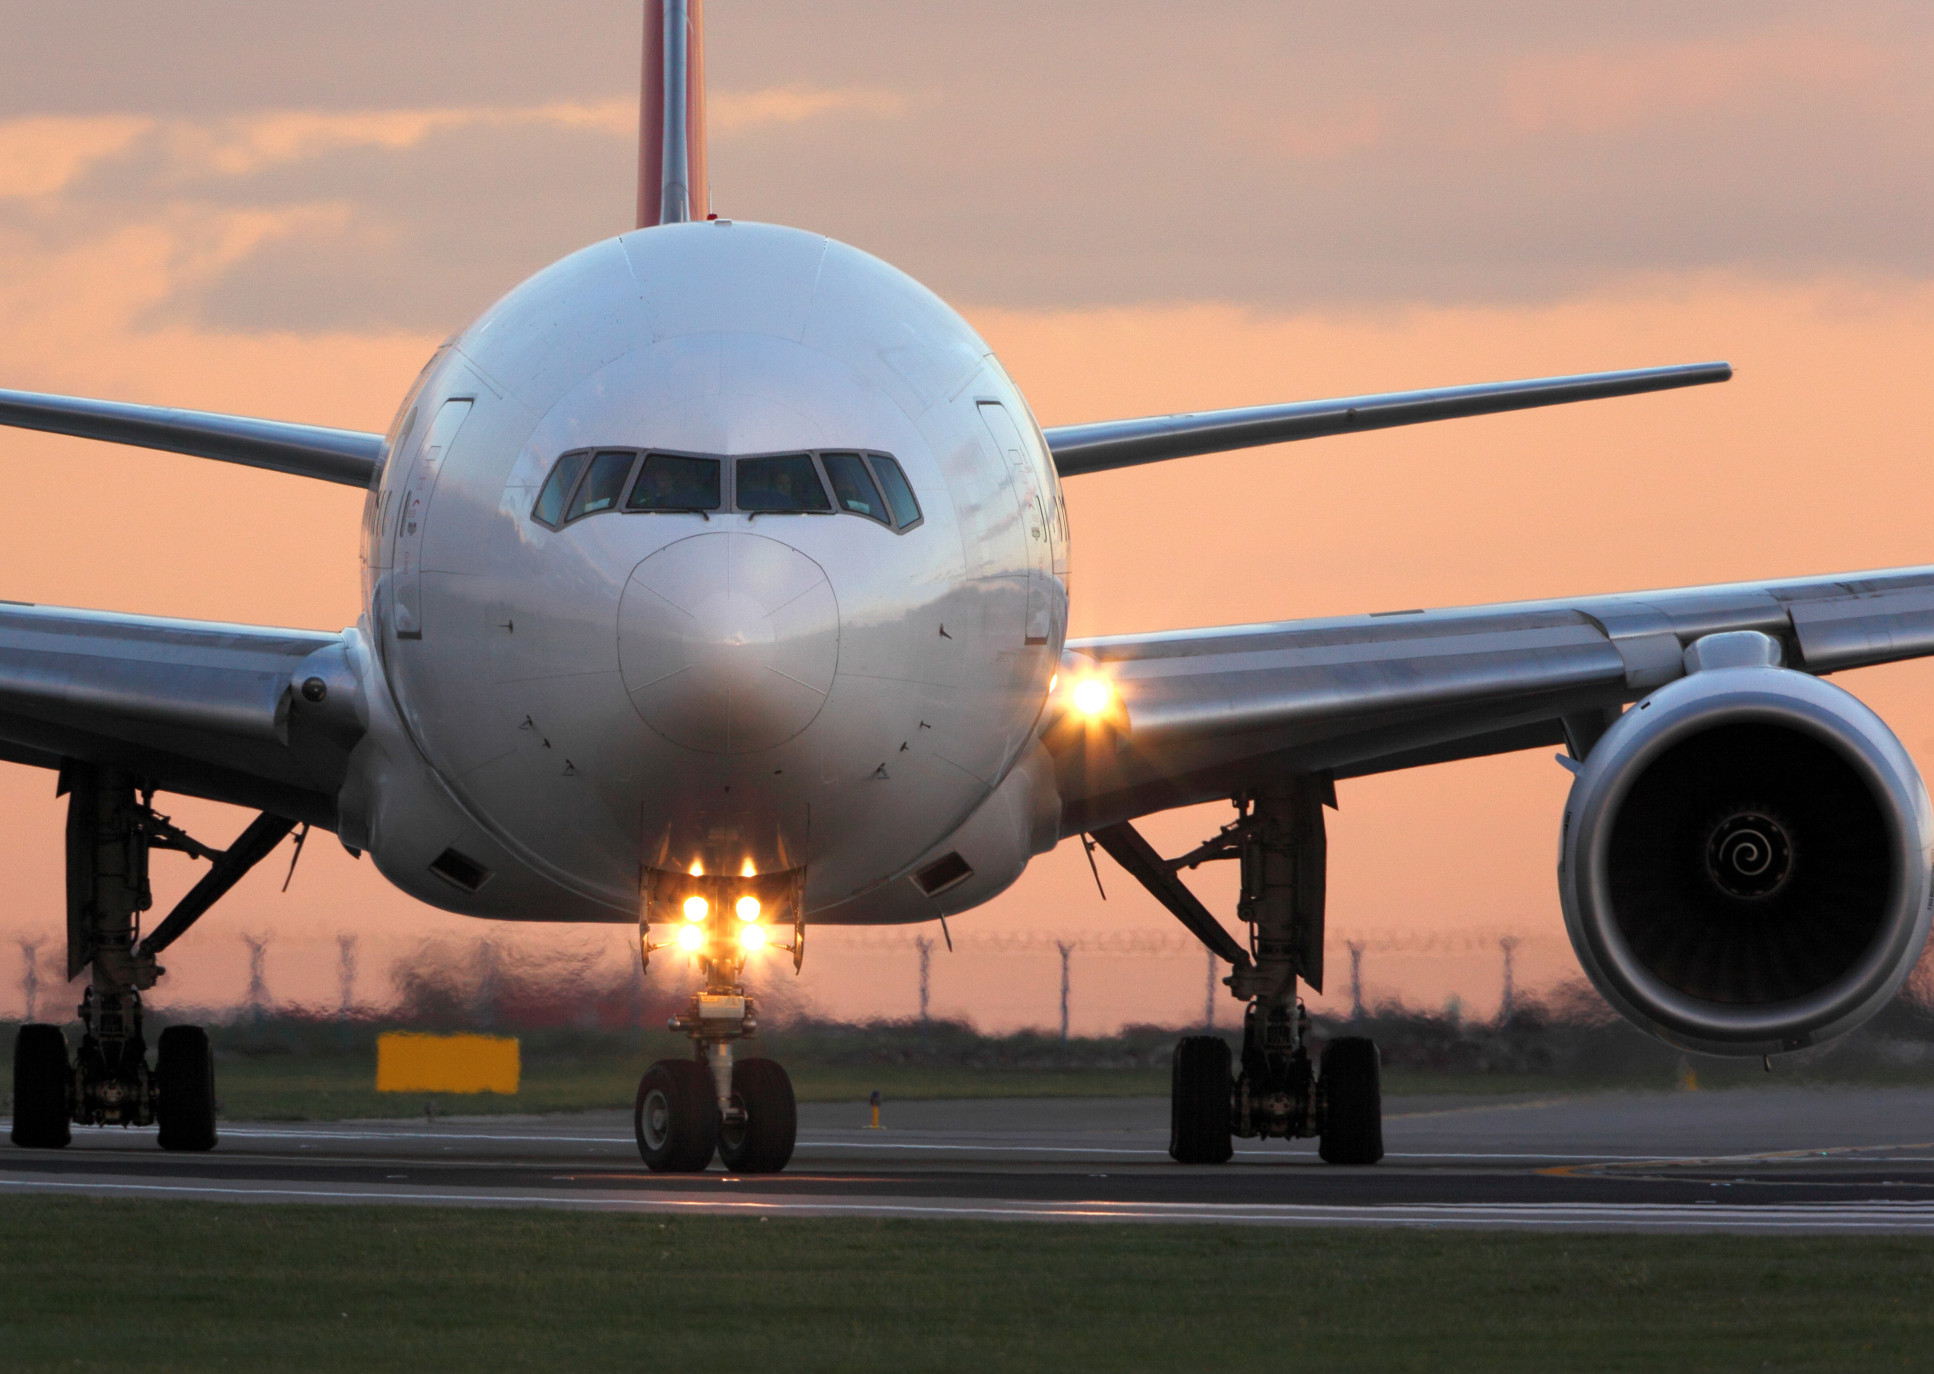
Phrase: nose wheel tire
[
  {"left": 1169, "top": 1035, "right": 1234, "bottom": 1163},
  {"left": 1318, "top": 1036, "right": 1384, "bottom": 1165},
  {"left": 10, "top": 1024, "right": 71, "bottom": 1150},
  {"left": 635, "top": 1059, "right": 719, "bottom": 1172},
  {"left": 718, "top": 1058, "right": 797, "bottom": 1173},
  {"left": 156, "top": 1025, "right": 218, "bottom": 1152}
]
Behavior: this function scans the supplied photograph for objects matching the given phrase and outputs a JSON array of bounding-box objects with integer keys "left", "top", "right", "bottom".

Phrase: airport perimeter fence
[
  {"left": 7, "top": 923, "right": 1568, "bottom": 1035},
  {"left": 10, "top": 923, "right": 1934, "bottom": 1085}
]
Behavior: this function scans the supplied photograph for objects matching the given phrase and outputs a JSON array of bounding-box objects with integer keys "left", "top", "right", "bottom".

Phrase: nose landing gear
[
  {"left": 634, "top": 869, "right": 803, "bottom": 1173},
  {"left": 1093, "top": 775, "right": 1384, "bottom": 1167}
]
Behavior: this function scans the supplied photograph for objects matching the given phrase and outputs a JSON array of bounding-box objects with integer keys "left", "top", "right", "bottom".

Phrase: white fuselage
[{"left": 338, "top": 221, "right": 1070, "bottom": 925}]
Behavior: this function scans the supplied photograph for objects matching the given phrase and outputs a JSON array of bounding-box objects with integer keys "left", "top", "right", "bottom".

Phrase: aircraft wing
[
  {"left": 1052, "top": 565, "right": 1934, "bottom": 834},
  {"left": 0, "top": 602, "right": 363, "bottom": 827},
  {"left": 1042, "top": 362, "right": 1730, "bottom": 476},
  {"left": 0, "top": 387, "right": 383, "bottom": 487}
]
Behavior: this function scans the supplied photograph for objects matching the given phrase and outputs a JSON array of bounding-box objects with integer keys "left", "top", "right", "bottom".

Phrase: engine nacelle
[{"left": 1558, "top": 655, "right": 1934, "bottom": 1056}]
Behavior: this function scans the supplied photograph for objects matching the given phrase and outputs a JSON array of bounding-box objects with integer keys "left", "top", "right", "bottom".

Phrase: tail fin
[{"left": 636, "top": 0, "right": 708, "bottom": 228}]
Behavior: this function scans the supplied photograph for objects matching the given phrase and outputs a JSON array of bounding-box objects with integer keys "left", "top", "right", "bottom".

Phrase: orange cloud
[
  {"left": 1250, "top": 104, "right": 1387, "bottom": 163},
  {"left": 711, "top": 85, "right": 913, "bottom": 132},
  {"left": 0, "top": 88, "right": 916, "bottom": 199},
  {"left": 1502, "top": 30, "right": 1892, "bottom": 137},
  {"left": 0, "top": 115, "right": 153, "bottom": 200}
]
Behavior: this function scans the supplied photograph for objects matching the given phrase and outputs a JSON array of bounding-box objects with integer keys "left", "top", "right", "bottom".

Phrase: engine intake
[{"left": 1558, "top": 664, "right": 1932, "bottom": 1056}]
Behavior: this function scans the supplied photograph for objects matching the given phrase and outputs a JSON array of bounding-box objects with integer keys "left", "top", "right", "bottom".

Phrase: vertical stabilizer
[{"left": 636, "top": 0, "right": 708, "bottom": 228}]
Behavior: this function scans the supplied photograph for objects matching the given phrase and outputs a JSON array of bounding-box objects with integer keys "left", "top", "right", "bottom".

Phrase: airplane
[{"left": 4, "top": 2, "right": 1931, "bottom": 1173}]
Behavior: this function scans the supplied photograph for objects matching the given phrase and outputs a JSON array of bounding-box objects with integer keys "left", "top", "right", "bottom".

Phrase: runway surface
[{"left": 9, "top": 1086, "right": 1934, "bottom": 1231}]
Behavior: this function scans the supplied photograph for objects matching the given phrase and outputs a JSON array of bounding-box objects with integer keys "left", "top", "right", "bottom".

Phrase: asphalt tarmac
[{"left": 7, "top": 1086, "right": 1934, "bottom": 1231}]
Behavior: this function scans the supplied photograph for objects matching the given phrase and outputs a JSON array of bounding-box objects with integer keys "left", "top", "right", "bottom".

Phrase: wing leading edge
[
  {"left": 0, "top": 387, "right": 383, "bottom": 487},
  {"left": 1052, "top": 566, "right": 1934, "bottom": 835},
  {"left": 1043, "top": 362, "right": 1730, "bottom": 477}
]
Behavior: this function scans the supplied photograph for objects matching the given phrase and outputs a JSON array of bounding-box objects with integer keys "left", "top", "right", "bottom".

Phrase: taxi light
[
  {"left": 676, "top": 924, "right": 705, "bottom": 952},
  {"left": 682, "top": 895, "right": 709, "bottom": 922},
  {"left": 735, "top": 895, "right": 761, "bottom": 922},
  {"left": 1072, "top": 677, "right": 1114, "bottom": 718},
  {"left": 739, "top": 923, "right": 768, "bottom": 950}
]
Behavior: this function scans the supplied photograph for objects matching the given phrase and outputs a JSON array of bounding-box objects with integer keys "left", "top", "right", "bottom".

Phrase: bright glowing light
[
  {"left": 1048, "top": 673, "right": 1059, "bottom": 692},
  {"left": 676, "top": 924, "right": 705, "bottom": 952},
  {"left": 739, "top": 923, "right": 768, "bottom": 950},
  {"left": 735, "top": 895, "right": 761, "bottom": 922},
  {"left": 682, "top": 895, "right": 709, "bottom": 922},
  {"left": 1073, "top": 677, "right": 1114, "bottom": 718},
  {"left": 689, "top": 860, "right": 704, "bottom": 877},
  {"left": 740, "top": 858, "right": 757, "bottom": 878}
]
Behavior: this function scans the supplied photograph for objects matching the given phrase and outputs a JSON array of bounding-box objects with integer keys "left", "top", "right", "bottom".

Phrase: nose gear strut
[
  {"left": 634, "top": 868, "right": 804, "bottom": 1173},
  {"left": 1089, "top": 774, "right": 1384, "bottom": 1166}
]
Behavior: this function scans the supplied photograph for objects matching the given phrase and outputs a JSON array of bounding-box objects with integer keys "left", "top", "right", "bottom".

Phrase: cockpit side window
[
  {"left": 565, "top": 450, "right": 638, "bottom": 522},
  {"left": 626, "top": 453, "right": 721, "bottom": 511},
  {"left": 820, "top": 452, "right": 889, "bottom": 524},
  {"left": 736, "top": 454, "right": 832, "bottom": 513},
  {"left": 533, "top": 451, "right": 591, "bottom": 528},
  {"left": 867, "top": 454, "right": 923, "bottom": 530}
]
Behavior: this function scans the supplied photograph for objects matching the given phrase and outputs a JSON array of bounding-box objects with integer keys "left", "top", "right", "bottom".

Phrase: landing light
[
  {"left": 736, "top": 895, "right": 761, "bottom": 922},
  {"left": 1072, "top": 678, "right": 1114, "bottom": 718},
  {"left": 739, "top": 923, "right": 767, "bottom": 950},
  {"left": 676, "top": 924, "right": 706, "bottom": 952},
  {"left": 682, "top": 895, "right": 709, "bottom": 922}
]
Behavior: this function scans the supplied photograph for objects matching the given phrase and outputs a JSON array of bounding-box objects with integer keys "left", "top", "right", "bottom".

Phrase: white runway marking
[
  {"left": 10, "top": 1174, "right": 1934, "bottom": 1231},
  {"left": 38, "top": 1123, "right": 1670, "bottom": 1164}
]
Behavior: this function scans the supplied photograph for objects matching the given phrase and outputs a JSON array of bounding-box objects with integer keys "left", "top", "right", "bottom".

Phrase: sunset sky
[{"left": 2, "top": 1, "right": 1932, "bottom": 1033}]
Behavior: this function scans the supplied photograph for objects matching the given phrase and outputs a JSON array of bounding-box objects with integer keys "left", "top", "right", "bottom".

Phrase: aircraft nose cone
[{"left": 619, "top": 531, "right": 839, "bottom": 754}]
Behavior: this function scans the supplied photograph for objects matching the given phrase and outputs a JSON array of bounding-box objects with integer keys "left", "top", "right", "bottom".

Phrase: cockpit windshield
[
  {"left": 626, "top": 454, "right": 721, "bottom": 511},
  {"left": 735, "top": 454, "right": 832, "bottom": 513},
  {"left": 534, "top": 447, "right": 916, "bottom": 531}
]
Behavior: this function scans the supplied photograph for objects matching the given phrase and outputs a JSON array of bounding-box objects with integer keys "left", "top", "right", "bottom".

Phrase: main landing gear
[
  {"left": 1092, "top": 775, "right": 1384, "bottom": 1167},
  {"left": 10, "top": 764, "right": 296, "bottom": 1153},
  {"left": 633, "top": 869, "right": 804, "bottom": 1174}
]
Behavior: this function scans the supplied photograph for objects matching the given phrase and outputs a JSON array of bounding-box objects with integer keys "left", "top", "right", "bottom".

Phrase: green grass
[{"left": 0, "top": 1198, "right": 1930, "bottom": 1371}]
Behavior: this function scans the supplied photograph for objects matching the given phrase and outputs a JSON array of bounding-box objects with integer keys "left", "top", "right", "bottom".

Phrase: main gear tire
[
  {"left": 1318, "top": 1036, "right": 1384, "bottom": 1165},
  {"left": 10, "top": 1024, "right": 71, "bottom": 1149},
  {"left": 156, "top": 1025, "right": 218, "bottom": 1152},
  {"left": 635, "top": 1059, "right": 718, "bottom": 1172},
  {"left": 1169, "top": 1035, "right": 1233, "bottom": 1164},
  {"left": 717, "top": 1058, "right": 797, "bottom": 1174}
]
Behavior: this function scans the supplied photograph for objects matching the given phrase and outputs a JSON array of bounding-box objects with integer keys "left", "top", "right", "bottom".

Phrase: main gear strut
[
  {"left": 10, "top": 763, "right": 295, "bottom": 1152},
  {"left": 1090, "top": 774, "right": 1384, "bottom": 1166}
]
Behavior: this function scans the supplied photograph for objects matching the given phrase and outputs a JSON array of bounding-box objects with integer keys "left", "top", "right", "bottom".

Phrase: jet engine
[{"left": 1557, "top": 636, "right": 1934, "bottom": 1056}]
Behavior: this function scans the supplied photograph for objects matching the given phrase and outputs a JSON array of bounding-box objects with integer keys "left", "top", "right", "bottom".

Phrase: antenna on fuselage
[{"left": 636, "top": 0, "right": 709, "bottom": 228}]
